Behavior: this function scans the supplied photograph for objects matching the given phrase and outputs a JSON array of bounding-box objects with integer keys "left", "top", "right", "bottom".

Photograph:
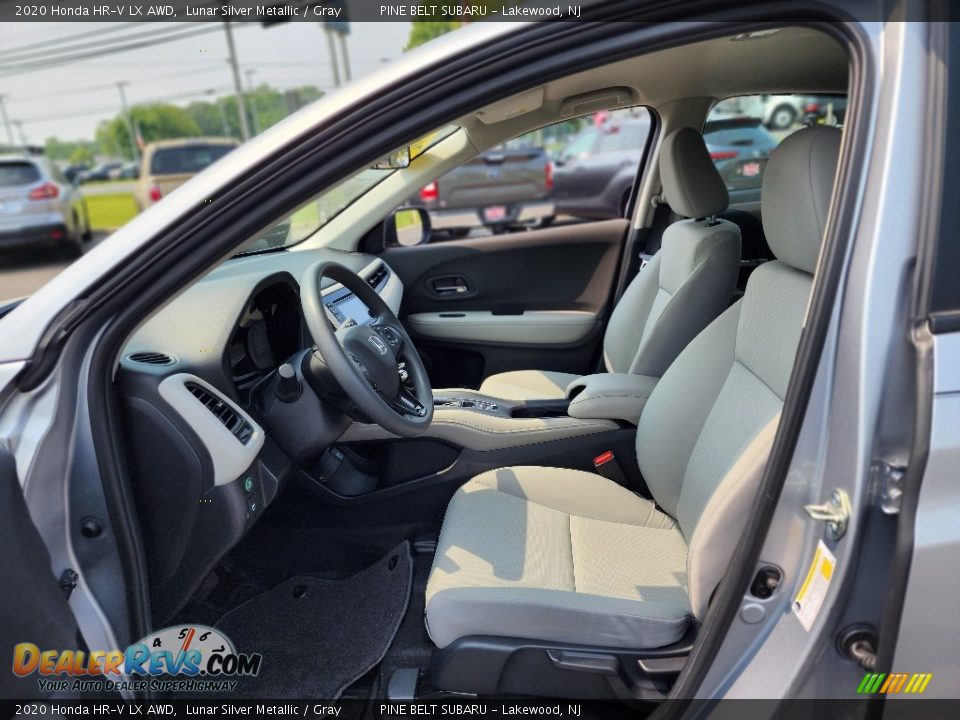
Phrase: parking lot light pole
[
  {"left": 116, "top": 82, "right": 141, "bottom": 164},
  {"left": 0, "top": 94, "right": 14, "bottom": 146}
]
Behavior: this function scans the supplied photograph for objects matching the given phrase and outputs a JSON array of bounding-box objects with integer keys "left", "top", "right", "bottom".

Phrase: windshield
[{"left": 237, "top": 125, "right": 458, "bottom": 255}]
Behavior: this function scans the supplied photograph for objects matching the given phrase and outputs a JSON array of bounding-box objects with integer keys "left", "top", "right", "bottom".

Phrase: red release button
[{"left": 593, "top": 450, "right": 614, "bottom": 466}]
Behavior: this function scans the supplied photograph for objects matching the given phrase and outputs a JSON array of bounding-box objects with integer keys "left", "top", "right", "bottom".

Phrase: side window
[
  {"left": 397, "top": 107, "right": 652, "bottom": 244},
  {"left": 706, "top": 94, "right": 846, "bottom": 204}
]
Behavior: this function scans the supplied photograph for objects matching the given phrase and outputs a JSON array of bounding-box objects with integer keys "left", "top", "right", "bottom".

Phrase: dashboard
[{"left": 117, "top": 247, "right": 403, "bottom": 620}]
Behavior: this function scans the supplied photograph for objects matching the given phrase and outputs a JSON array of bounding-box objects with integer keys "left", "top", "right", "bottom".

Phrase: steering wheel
[{"left": 301, "top": 261, "right": 433, "bottom": 437}]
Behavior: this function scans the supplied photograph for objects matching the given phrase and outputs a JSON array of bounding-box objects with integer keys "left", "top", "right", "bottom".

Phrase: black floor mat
[{"left": 217, "top": 542, "right": 412, "bottom": 699}]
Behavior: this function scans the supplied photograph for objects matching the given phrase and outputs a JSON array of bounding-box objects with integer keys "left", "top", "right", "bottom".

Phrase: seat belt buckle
[{"left": 593, "top": 450, "right": 627, "bottom": 485}]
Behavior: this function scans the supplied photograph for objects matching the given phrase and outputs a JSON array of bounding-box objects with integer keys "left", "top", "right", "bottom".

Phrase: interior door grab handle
[{"left": 432, "top": 276, "right": 470, "bottom": 295}]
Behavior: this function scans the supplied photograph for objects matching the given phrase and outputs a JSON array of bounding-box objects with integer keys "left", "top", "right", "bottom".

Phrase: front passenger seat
[
  {"left": 478, "top": 127, "right": 741, "bottom": 402},
  {"left": 425, "top": 126, "right": 842, "bottom": 658}
]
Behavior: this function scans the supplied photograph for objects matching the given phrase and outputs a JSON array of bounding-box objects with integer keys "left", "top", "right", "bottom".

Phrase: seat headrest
[
  {"left": 761, "top": 126, "right": 842, "bottom": 274},
  {"left": 660, "top": 127, "right": 729, "bottom": 219}
]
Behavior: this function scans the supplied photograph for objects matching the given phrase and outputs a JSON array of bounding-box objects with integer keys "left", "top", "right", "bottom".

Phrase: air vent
[
  {"left": 128, "top": 351, "right": 175, "bottom": 366},
  {"left": 185, "top": 382, "right": 254, "bottom": 444},
  {"left": 366, "top": 264, "right": 389, "bottom": 290}
]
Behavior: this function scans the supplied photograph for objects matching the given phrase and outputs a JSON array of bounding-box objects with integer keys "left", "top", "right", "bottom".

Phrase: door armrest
[{"left": 566, "top": 373, "right": 659, "bottom": 425}]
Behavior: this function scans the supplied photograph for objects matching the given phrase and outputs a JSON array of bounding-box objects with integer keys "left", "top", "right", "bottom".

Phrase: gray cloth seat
[
  {"left": 426, "top": 126, "right": 842, "bottom": 650},
  {"left": 478, "top": 127, "right": 742, "bottom": 402}
]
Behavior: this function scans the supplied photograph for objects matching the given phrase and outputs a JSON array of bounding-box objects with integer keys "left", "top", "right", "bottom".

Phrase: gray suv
[{"left": 0, "top": 153, "right": 91, "bottom": 256}]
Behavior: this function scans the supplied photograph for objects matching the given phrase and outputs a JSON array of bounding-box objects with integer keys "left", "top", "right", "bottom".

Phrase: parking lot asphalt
[{"left": 0, "top": 231, "right": 109, "bottom": 303}]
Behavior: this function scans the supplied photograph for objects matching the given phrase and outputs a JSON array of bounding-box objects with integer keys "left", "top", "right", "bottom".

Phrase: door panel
[{"left": 383, "top": 219, "right": 627, "bottom": 389}]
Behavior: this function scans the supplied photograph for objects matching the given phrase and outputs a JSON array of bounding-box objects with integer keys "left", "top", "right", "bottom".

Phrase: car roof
[{"left": 145, "top": 138, "right": 240, "bottom": 150}]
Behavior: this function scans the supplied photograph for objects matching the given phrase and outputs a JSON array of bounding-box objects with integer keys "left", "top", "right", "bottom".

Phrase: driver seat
[{"left": 425, "top": 127, "right": 841, "bottom": 656}]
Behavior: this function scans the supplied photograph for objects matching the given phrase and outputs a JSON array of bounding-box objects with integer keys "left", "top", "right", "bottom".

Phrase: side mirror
[
  {"left": 373, "top": 146, "right": 412, "bottom": 170},
  {"left": 387, "top": 207, "right": 431, "bottom": 247}
]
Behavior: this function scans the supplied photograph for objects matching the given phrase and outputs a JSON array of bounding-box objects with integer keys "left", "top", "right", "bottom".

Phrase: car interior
[{"left": 114, "top": 26, "right": 849, "bottom": 704}]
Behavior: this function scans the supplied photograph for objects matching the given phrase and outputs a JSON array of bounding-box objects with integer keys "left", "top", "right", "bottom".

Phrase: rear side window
[
  {"left": 0, "top": 162, "right": 41, "bottom": 187},
  {"left": 150, "top": 145, "right": 234, "bottom": 175},
  {"left": 596, "top": 122, "right": 647, "bottom": 153}
]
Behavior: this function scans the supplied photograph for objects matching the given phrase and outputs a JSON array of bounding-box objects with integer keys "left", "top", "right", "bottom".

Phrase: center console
[{"left": 339, "top": 388, "right": 619, "bottom": 452}]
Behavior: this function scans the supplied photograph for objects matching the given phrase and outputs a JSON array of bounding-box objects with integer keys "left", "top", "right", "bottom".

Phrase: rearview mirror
[
  {"left": 388, "top": 207, "right": 431, "bottom": 247},
  {"left": 373, "top": 146, "right": 412, "bottom": 170}
]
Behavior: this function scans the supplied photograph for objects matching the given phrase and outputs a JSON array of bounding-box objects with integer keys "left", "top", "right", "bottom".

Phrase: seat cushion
[
  {"left": 477, "top": 370, "right": 578, "bottom": 401},
  {"left": 425, "top": 466, "right": 691, "bottom": 650}
]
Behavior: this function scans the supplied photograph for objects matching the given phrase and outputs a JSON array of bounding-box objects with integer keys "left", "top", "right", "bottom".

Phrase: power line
[
  {"left": 7, "top": 65, "right": 228, "bottom": 103},
  {"left": 0, "top": 25, "right": 233, "bottom": 77},
  {"left": 0, "top": 22, "right": 152, "bottom": 59}
]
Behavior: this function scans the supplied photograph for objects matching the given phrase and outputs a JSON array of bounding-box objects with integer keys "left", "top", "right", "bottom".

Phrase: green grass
[{"left": 83, "top": 192, "right": 141, "bottom": 230}]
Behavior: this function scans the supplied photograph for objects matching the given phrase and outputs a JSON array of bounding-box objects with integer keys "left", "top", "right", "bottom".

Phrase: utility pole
[
  {"left": 337, "top": 33, "right": 351, "bottom": 82},
  {"left": 324, "top": 27, "right": 342, "bottom": 87},
  {"left": 0, "top": 94, "right": 14, "bottom": 146},
  {"left": 244, "top": 68, "right": 261, "bottom": 135},
  {"left": 116, "top": 82, "right": 140, "bottom": 163},
  {"left": 13, "top": 120, "right": 27, "bottom": 146},
  {"left": 223, "top": 19, "right": 250, "bottom": 141}
]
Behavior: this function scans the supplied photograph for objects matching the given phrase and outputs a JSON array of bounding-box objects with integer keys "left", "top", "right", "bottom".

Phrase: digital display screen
[{"left": 325, "top": 293, "right": 374, "bottom": 327}]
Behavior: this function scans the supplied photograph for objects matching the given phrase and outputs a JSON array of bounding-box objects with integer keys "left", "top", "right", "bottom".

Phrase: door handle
[{"left": 431, "top": 276, "right": 470, "bottom": 295}]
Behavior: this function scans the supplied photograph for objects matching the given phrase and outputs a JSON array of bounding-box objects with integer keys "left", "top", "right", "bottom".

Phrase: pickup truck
[{"left": 410, "top": 144, "right": 555, "bottom": 237}]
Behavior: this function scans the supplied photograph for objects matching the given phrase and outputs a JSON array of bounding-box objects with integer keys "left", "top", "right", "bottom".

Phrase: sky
[{"left": 0, "top": 21, "right": 413, "bottom": 144}]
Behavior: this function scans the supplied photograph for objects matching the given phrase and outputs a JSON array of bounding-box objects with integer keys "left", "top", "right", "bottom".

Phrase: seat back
[
  {"left": 635, "top": 126, "right": 842, "bottom": 618},
  {"left": 603, "top": 128, "right": 741, "bottom": 377}
]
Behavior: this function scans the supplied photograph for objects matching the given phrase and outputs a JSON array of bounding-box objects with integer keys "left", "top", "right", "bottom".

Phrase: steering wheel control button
[
  {"left": 247, "top": 497, "right": 258, "bottom": 515},
  {"left": 275, "top": 362, "right": 303, "bottom": 402},
  {"left": 374, "top": 325, "right": 402, "bottom": 349},
  {"left": 243, "top": 476, "right": 254, "bottom": 493}
]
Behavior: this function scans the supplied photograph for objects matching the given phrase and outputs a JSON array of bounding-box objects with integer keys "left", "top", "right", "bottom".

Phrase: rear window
[
  {"left": 150, "top": 144, "right": 234, "bottom": 175},
  {"left": 0, "top": 162, "right": 41, "bottom": 187}
]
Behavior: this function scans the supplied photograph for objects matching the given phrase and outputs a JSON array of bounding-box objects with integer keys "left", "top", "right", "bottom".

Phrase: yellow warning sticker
[{"left": 792, "top": 539, "right": 836, "bottom": 631}]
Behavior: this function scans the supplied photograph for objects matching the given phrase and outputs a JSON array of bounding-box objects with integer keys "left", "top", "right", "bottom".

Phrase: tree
[
  {"left": 95, "top": 103, "right": 200, "bottom": 160},
  {"left": 184, "top": 85, "right": 323, "bottom": 139},
  {"left": 68, "top": 146, "right": 95, "bottom": 166},
  {"left": 405, "top": 21, "right": 462, "bottom": 50},
  {"left": 43, "top": 136, "right": 96, "bottom": 163}
]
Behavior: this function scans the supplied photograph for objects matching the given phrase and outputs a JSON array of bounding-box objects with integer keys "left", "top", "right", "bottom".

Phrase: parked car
[
  {"left": 110, "top": 162, "right": 140, "bottom": 181},
  {"left": 0, "top": 153, "right": 91, "bottom": 255},
  {"left": 555, "top": 112, "right": 777, "bottom": 219},
  {"left": 61, "top": 163, "right": 90, "bottom": 184},
  {"left": 137, "top": 138, "right": 239, "bottom": 208},
  {"left": 409, "top": 143, "right": 554, "bottom": 236},
  {"left": 78, "top": 161, "right": 123, "bottom": 184},
  {"left": 710, "top": 93, "right": 810, "bottom": 130},
  {"left": 702, "top": 117, "right": 781, "bottom": 192},
  {"left": 553, "top": 110, "right": 651, "bottom": 219}
]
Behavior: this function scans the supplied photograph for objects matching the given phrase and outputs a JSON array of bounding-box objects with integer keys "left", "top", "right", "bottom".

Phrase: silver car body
[{"left": 0, "top": 154, "right": 88, "bottom": 249}]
